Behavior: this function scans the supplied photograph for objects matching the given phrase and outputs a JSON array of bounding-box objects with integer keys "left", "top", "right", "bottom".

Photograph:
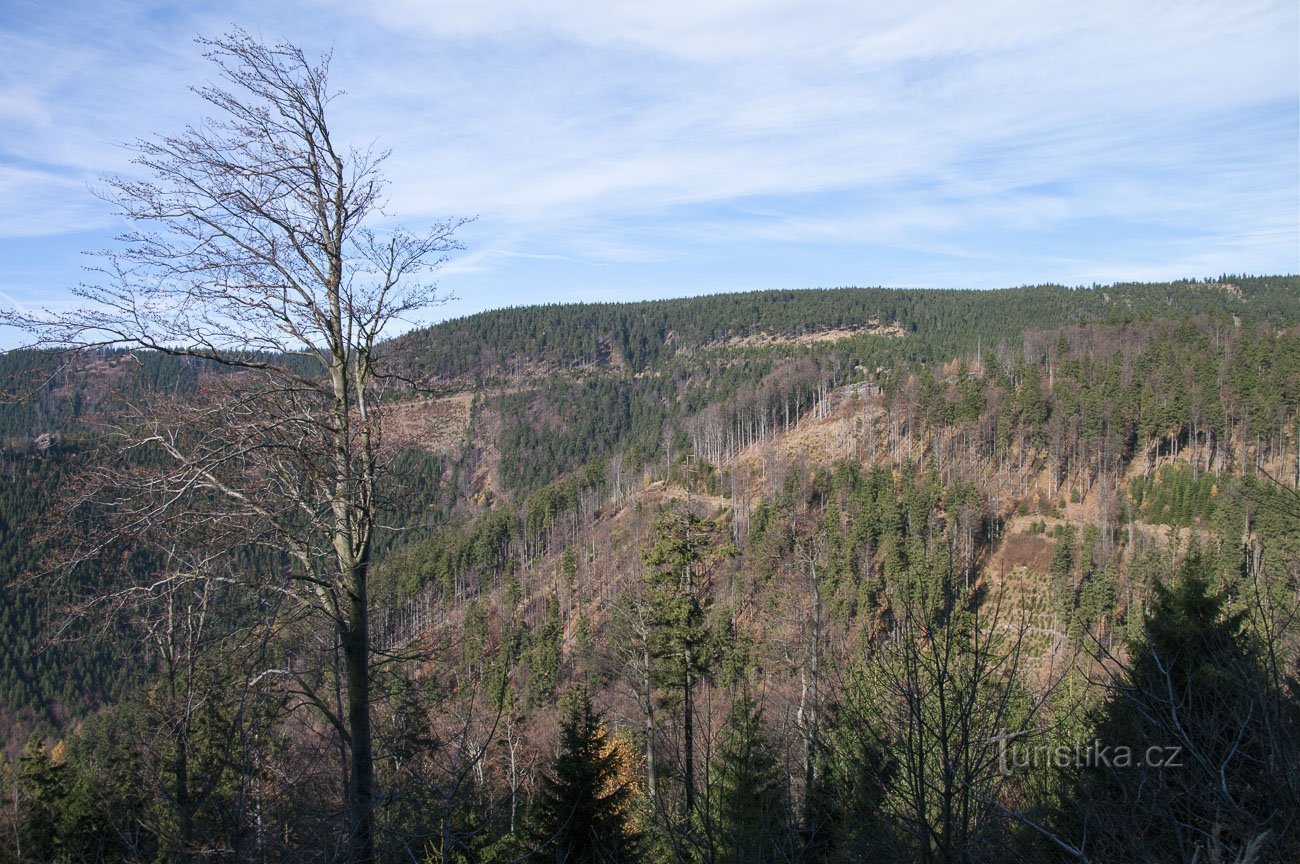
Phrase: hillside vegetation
[{"left": 1, "top": 275, "right": 1298, "bottom": 863}]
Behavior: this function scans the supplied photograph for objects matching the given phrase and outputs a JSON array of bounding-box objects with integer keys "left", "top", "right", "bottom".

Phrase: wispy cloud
[{"left": 0, "top": 0, "right": 1294, "bottom": 333}]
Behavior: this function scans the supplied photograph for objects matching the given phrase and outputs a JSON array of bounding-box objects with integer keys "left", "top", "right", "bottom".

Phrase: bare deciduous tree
[{"left": 3, "top": 28, "right": 467, "bottom": 863}]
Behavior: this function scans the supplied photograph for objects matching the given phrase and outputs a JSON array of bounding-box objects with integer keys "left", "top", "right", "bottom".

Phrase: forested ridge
[
  {"left": 2, "top": 276, "right": 1299, "bottom": 863},
  {"left": 399, "top": 275, "right": 1298, "bottom": 377}
]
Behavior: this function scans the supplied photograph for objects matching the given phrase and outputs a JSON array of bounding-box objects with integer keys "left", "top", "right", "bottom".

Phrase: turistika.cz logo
[{"left": 989, "top": 730, "right": 1184, "bottom": 775}]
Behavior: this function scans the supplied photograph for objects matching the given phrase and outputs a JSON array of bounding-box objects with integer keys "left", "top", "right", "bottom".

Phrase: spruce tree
[
  {"left": 711, "top": 693, "right": 791, "bottom": 864},
  {"left": 528, "top": 687, "right": 639, "bottom": 863},
  {"left": 1049, "top": 525, "right": 1077, "bottom": 628},
  {"left": 1071, "top": 551, "right": 1299, "bottom": 862},
  {"left": 16, "top": 738, "right": 68, "bottom": 862},
  {"left": 528, "top": 594, "right": 563, "bottom": 707},
  {"left": 641, "top": 507, "right": 723, "bottom": 817}
]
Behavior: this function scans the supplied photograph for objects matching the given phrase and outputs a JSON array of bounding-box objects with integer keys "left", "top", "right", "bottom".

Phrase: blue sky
[{"left": 1, "top": 0, "right": 1297, "bottom": 343}]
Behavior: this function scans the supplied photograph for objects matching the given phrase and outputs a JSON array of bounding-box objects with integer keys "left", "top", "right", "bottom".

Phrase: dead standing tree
[{"left": 3, "top": 29, "right": 467, "bottom": 863}]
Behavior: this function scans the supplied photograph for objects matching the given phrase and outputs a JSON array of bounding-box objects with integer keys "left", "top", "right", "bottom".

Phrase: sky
[{"left": 1, "top": 0, "right": 1297, "bottom": 343}]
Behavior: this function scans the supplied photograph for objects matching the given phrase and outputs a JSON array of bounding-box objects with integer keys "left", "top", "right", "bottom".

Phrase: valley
[{"left": 2, "top": 277, "right": 1296, "bottom": 862}]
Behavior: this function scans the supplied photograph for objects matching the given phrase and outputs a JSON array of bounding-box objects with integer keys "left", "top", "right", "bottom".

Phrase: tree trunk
[
  {"left": 683, "top": 550, "right": 696, "bottom": 818},
  {"left": 683, "top": 660, "right": 695, "bottom": 818},
  {"left": 344, "top": 563, "right": 375, "bottom": 864},
  {"left": 641, "top": 616, "right": 657, "bottom": 803}
]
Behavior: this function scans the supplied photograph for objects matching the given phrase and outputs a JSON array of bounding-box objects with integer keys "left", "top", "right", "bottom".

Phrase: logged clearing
[
  {"left": 383, "top": 392, "right": 473, "bottom": 455},
  {"left": 699, "top": 320, "right": 906, "bottom": 353}
]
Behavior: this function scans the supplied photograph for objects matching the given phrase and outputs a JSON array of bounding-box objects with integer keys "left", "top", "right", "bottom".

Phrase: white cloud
[
  {"left": 0, "top": 165, "right": 107, "bottom": 236},
  {"left": 0, "top": 0, "right": 1294, "bottom": 312}
]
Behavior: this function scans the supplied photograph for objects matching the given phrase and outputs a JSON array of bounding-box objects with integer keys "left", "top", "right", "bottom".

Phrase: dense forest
[{"left": 1, "top": 276, "right": 1299, "bottom": 863}]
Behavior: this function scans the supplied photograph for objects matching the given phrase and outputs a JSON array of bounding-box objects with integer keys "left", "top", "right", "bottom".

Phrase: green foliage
[
  {"left": 1050, "top": 524, "right": 1077, "bottom": 626},
  {"left": 377, "top": 506, "right": 517, "bottom": 603},
  {"left": 709, "top": 694, "right": 791, "bottom": 864},
  {"left": 1127, "top": 463, "right": 1222, "bottom": 527},
  {"left": 400, "top": 277, "right": 1300, "bottom": 382},
  {"left": 5, "top": 277, "right": 1300, "bottom": 860},
  {"left": 806, "top": 703, "right": 896, "bottom": 863},
  {"left": 499, "top": 379, "right": 666, "bottom": 494},
  {"left": 527, "top": 595, "right": 564, "bottom": 708},
  {"left": 1076, "top": 563, "right": 1118, "bottom": 639},
  {"left": 641, "top": 509, "right": 721, "bottom": 699},
  {"left": 0, "top": 449, "right": 140, "bottom": 737},
  {"left": 16, "top": 738, "right": 68, "bottom": 862},
  {"left": 527, "top": 687, "right": 639, "bottom": 863},
  {"left": 1069, "top": 551, "right": 1300, "bottom": 862},
  {"left": 12, "top": 728, "right": 151, "bottom": 864},
  {"left": 840, "top": 592, "right": 1036, "bottom": 862}
]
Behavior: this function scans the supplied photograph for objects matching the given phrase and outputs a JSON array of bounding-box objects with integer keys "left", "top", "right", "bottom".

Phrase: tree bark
[{"left": 343, "top": 562, "right": 374, "bottom": 863}]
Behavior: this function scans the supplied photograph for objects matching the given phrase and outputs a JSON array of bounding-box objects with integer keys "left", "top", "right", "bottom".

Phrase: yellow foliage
[{"left": 600, "top": 726, "right": 643, "bottom": 819}]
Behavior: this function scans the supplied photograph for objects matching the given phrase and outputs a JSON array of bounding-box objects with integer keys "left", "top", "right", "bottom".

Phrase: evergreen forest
[{"left": 1, "top": 275, "right": 1299, "bottom": 863}]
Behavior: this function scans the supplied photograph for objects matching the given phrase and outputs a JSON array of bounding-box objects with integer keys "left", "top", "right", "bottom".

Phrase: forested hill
[
  {"left": 2, "top": 276, "right": 1295, "bottom": 443},
  {"left": 398, "top": 275, "right": 1300, "bottom": 379},
  {"left": 390, "top": 275, "right": 1300, "bottom": 497},
  {"left": 3, "top": 274, "right": 1300, "bottom": 861}
]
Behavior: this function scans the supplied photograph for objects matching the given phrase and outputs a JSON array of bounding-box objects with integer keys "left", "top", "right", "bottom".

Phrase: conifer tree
[
  {"left": 1072, "top": 551, "right": 1299, "bottom": 863},
  {"left": 1049, "top": 525, "right": 1077, "bottom": 628},
  {"left": 528, "top": 594, "right": 564, "bottom": 707},
  {"left": 641, "top": 507, "right": 725, "bottom": 818},
  {"left": 528, "top": 687, "right": 639, "bottom": 864},
  {"left": 710, "top": 693, "right": 791, "bottom": 864},
  {"left": 806, "top": 705, "right": 895, "bottom": 863},
  {"left": 843, "top": 588, "right": 1034, "bottom": 862},
  {"left": 16, "top": 739, "right": 67, "bottom": 862}
]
